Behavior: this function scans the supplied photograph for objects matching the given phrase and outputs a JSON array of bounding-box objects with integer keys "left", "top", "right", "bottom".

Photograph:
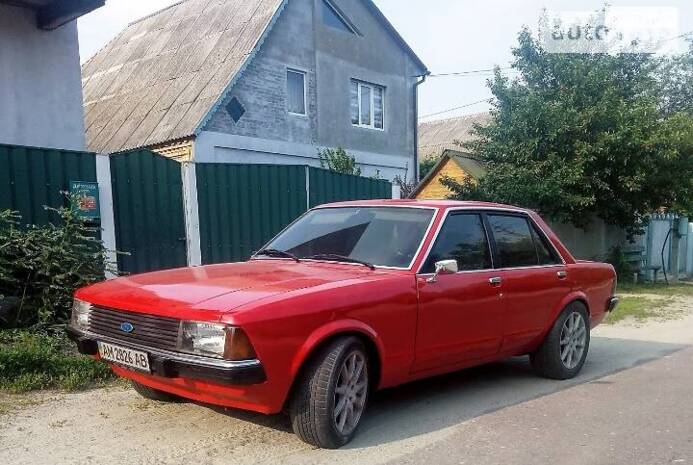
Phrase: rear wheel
[
  {"left": 531, "top": 302, "right": 590, "bottom": 380},
  {"left": 289, "top": 336, "right": 370, "bottom": 449},
  {"left": 131, "top": 381, "right": 181, "bottom": 402}
]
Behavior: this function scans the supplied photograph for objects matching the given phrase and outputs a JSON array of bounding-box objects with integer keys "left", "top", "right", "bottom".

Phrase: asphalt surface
[
  {"left": 1, "top": 296, "right": 692, "bottom": 464},
  {"left": 385, "top": 347, "right": 693, "bottom": 465}
]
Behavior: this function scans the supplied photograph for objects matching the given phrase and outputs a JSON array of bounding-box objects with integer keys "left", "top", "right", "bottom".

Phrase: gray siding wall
[
  {"left": 205, "top": 0, "right": 317, "bottom": 144},
  {"left": 0, "top": 5, "right": 86, "bottom": 151},
  {"left": 202, "top": 0, "right": 424, "bottom": 178}
]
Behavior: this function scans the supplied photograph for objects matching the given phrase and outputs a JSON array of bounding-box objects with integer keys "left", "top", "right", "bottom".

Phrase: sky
[{"left": 77, "top": 0, "right": 692, "bottom": 123}]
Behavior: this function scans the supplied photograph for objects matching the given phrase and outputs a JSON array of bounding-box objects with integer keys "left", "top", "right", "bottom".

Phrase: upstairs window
[
  {"left": 321, "top": 0, "right": 357, "bottom": 34},
  {"left": 351, "top": 80, "right": 385, "bottom": 130},
  {"left": 287, "top": 69, "right": 306, "bottom": 115}
]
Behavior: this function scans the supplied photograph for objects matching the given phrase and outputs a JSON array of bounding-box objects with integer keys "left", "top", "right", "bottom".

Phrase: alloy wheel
[
  {"left": 333, "top": 350, "right": 368, "bottom": 435},
  {"left": 560, "top": 312, "right": 587, "bottom": 369}
]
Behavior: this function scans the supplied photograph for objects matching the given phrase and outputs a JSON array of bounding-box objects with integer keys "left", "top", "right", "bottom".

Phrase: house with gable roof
[{"left": 82, "top": 0, "right": 428, "bottom": 181}]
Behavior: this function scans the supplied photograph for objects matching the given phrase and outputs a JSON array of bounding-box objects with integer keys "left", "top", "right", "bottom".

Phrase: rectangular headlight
[
  {"left": 177, "top": 322, "right": 257, "bottom": 360},
  {"left": 178, "top": 321, "right": 228, "bottom": 358},
  {"left": 71, "top": 299, "right": 93, "bottom": 330}
]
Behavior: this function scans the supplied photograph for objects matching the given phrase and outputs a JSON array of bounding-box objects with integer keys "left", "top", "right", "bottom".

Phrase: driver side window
[{"left": 421, "top": 213, "right": 492, "bottom": 273}]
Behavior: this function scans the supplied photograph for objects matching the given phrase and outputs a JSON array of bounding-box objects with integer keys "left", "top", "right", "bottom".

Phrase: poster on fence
[{"left": 70, "top": 181, "right": 100, "bottom": 220}]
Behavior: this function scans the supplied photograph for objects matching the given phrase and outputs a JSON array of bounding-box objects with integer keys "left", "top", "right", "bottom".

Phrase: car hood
[{"left": 76, "top": 260, "right": 392, "bottom": 319}]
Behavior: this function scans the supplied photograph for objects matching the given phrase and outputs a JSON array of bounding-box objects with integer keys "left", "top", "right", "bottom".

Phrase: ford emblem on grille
[{"left": 120, "top": 322, "right": 134, "bottom": 333}]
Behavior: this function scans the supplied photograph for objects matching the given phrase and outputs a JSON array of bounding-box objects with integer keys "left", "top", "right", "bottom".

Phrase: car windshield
[{"left": 262, "top": 207, "right": 435, "bottom": 268}]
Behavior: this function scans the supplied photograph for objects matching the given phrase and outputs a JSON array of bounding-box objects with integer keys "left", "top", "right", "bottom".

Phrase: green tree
[
  {"left": 657, "top": 40, "right": 693, "bottom": 116},
  {"left": 419, "top": 155, "right": 439, "bottom": 180},
  {"left": 447, "top": 29, "right": 693, "bottom": 235},
  {"left": 318, "top": 147, "right": 361, "bottom": 176}
]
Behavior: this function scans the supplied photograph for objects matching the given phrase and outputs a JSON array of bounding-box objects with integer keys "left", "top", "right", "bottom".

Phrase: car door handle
[
  {"left": 489, "top": 276, "right": 502, "bottom": 285},
  {"left": 557, "top": 271, "right": 568, "bottom": 279}
]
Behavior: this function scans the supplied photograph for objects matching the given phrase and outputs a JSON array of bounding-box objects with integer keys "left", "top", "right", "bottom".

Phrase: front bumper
[{"left": 66, "top": 325, "right": 266, "bottom": 386}]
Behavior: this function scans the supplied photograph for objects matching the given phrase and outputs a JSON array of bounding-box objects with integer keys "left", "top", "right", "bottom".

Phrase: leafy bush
[
  {"left": 318, "top": 147, "right": 362, "bottom": 176},
  {"left": 0, "top": 196, "right": 112, "bottom": 328},
  {"left": 0, "top": 330, "right": 113, "bottom": 392},
  {"left": 606, "top": 246, "right": 633, "bottom": 281}
]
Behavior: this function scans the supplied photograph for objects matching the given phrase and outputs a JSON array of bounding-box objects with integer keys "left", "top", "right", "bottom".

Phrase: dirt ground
[{"left": 1, "top": 296, "right": 692, "bottom": 465}]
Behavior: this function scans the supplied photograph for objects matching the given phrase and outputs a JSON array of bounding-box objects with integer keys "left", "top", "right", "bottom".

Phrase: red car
[{"left": 68, "top": 200, "right": 618, "bottom": 448}]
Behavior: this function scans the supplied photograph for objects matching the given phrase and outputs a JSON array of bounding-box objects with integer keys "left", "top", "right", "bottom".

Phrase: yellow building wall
[{"left": 415, "top": 159, "right": 470, "bottom": 199}]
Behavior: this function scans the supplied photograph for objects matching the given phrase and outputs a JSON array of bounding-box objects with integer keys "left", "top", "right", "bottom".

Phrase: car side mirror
[{"left": 427, "top": 260, "right": 458, "bottom": 283}]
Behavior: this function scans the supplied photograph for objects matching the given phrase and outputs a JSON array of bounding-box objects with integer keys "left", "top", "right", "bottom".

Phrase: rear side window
[
  {"left": 421, "top": 213, "right": 492, "bottom": 273},
  {"left": 530, "top": 224, "right": 560, "bottom": 265},
  {"left": 487, "top": 215, "right": 537, "bottom": 268}
]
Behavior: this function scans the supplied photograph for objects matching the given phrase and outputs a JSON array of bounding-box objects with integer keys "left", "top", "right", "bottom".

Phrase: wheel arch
[{"left": 286, "top": 320, "right": 384, "bottom": 407}]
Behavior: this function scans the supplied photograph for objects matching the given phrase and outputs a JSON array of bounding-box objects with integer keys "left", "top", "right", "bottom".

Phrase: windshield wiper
[
  {"left": 305, "top": 254, "right": 375, "bottom": 270},
  {"left": 255, "top": 248, "right": 300, "bottom": 262}
]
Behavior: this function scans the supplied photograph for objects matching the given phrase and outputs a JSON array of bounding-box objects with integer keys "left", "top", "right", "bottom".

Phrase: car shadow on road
[
  {"left": 189, "top": 336, "right": 687, "bottom": 448},
  {"left": 345, "top": 336, "right": 687, "bottom": 449}
]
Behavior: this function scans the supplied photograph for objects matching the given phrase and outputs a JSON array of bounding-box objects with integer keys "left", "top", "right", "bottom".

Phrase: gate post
[
  {"left": 96, "top": 154, "right": 117, "bottom": 278},
  {"left": 181, "top": 162, "right": 202, "bottom": 267}
]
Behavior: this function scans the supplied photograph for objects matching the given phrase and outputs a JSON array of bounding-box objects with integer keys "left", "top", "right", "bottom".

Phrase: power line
[
  {"left": 658, "top": 30, "right": 693, "bottom": 44},
  {"left": 428, "top": 66, "right": 513, "bottom": 78},
  {"left": 418, "top": 98, "right": 493, "bottom": 119}
]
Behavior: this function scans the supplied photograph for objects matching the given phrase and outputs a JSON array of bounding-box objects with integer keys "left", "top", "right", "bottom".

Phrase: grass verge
[
  {"left": 0, "top": 329, "right": 114, "bottom": 393},
  {"left": 617, "top": 282, "right": 693, "bottom": 297},
  {"left": 605, "top": 296, "right": 672, "bottom": 324},
  {"left": 605, "top": 281, "right": 691, "bottom": 325}
]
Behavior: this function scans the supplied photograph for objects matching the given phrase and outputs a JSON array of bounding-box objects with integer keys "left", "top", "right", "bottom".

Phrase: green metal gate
[
  {"left": 196, "top": 164, "right": 307, "bottom": 264},
  {"left": 197, "top": 164, "right": 392, "bottom": 265},
  {"left": 308, "top": 167, "right": 392, "bottom": 207},
  {"left": 110, "top": 150, "right": 187, "bottom": 274}
]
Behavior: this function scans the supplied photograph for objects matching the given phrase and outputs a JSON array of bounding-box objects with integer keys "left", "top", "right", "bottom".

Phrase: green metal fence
[
  {"left": 0, "top": 144, "right": 96, "bottom": 225},
  {"left": 196, "top": 164, "right": 308, "bottom": 264},
  {"left": 110, "top": 150, "right": 187, "bottom": 274},
  {"left": 308, "top": 167, "right": 392, "bottom": 207},
  {"left": 197, "top": 164, "right": 392, "bottom": 265}
]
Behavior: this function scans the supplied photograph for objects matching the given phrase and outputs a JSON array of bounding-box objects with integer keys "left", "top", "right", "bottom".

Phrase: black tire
[
  {"left": 289, "top": 336, "right": 370, "bottom": 449},
  {"left": 531, "top": 301, "right": 590, "bottom": 380},
  {"left": 131, "top": 381, "right": 181, "bottom": 402}
]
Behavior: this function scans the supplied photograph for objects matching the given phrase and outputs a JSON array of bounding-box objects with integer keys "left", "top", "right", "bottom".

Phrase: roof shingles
[{"left": 82, "top": 0, "right": 285, "bottom": 153}]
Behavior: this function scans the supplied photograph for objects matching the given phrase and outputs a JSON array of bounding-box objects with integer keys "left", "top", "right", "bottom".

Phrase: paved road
[{"left": 1, "top": 298, "right": 692, "bottom": 465}]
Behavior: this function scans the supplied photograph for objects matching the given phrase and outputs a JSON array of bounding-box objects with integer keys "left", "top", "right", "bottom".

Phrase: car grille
[{"left": 88, "top": 307, "right": 180, "bottom": 352}]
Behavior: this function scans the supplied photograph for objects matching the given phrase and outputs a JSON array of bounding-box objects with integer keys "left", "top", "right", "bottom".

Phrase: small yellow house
[{"left": 411, "top": 149, "right": 486, "bottom": 199}]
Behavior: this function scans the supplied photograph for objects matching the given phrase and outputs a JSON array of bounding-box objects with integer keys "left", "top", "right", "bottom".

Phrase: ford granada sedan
[{"left": 68, "top": 200, "right": 618, "bottom": 448}]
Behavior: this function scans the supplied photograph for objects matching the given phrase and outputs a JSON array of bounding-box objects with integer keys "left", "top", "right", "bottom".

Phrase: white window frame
[
  {"left": 286, "top": 68, "right": 308, "bottom": 117},
  {"left": 352, "top": 80, "right": 385, "bottom": 131}
]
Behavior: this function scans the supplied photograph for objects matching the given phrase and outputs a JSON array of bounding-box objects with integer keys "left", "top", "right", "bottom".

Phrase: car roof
[{"left": 315, "top": 199, "right": 534, "bottom": 213}]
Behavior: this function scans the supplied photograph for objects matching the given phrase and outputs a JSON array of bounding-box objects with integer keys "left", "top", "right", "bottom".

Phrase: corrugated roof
[
  {"left": 82, "top": 0, "right": 285, "bottom": 153},
  {"left": 418, "top": 112, "right": 491, "bottom": 159}
]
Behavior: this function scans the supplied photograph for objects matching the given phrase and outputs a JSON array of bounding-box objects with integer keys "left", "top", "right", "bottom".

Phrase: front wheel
[
  {"left": 531, "top": 302, "right": 590, "bottom": 380},
  {"left": 289, "top": 336, "right": 370, "bottom": 449}
]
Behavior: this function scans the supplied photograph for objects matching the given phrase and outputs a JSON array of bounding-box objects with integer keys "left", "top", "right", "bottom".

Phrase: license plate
[{"left": 97, "top": 341, "right": 150, "bottom": 373}]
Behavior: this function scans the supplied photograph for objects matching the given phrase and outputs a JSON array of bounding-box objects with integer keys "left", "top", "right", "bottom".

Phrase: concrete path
[{"left": 1, "top": 298, "right": 691, "bottom": 465}]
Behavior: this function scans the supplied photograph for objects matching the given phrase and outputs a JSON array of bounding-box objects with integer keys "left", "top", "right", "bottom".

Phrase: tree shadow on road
[
  {"left": 345, "top": 336, "right": 687, "bottom": 449},
  {"left": 188, "top": 336, "right": 687, "bottom": 449}
]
